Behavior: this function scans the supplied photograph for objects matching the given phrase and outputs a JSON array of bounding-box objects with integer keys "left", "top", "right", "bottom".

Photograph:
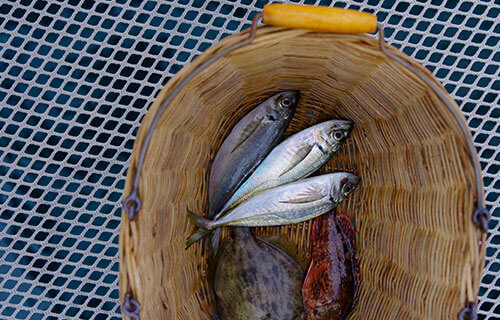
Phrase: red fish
[{"left": 302, "top": 212, "right": 359, "bottom": 320}]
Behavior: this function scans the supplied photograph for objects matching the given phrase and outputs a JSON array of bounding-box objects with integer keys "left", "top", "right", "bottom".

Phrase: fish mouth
[
  {"left": 336, "top": 119, "right": 354, "bottom": 135},
  {"left": 329, "top": 173, "right": 360, "bottom": 204},
  {"left": 347, "top": 174, "right": 360, "bottom": 187},
  {"left": 330, "top": 195, "right": 340, "bottom": 204}
]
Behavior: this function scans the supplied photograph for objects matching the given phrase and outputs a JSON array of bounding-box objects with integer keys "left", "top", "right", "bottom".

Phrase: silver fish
[
  {"left": 208, "top": 91, "right": 300, "bottom": 220},
  {"left": 216, "top": 119, "right": 353, "bottom": 219},
  {"left": 191, "top": 120, "right": 353, "bottom": 250},
  {"left": 187, "top": 173, "right": 359, "bottom": 232},
  {"left": 186, "top": 91, "right": 299, "bottom": 249}
]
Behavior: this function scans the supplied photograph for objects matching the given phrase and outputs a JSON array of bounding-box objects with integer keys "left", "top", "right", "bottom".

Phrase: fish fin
[
  {"left": 335, "top": 213, "right": 360, "bottom": 299},
  {"left": 312, "top": 261, "right": 332, "bottom": 285},
  {"left": 259, "top": 235, "right": 308, "bottom": 271},
  {"left": 311, "top": 211, "right": 332, "bottom": 244},
  {"left": 279, "top": 144, "right": 327, "bottom": 180},
  {"left": 207, "top": 236, "right": 232, "bottom": 287},
  {"left": 185, "top": 229, "right": 210, "bottom": 249},
  {"left": 312, "top": 262, "right": 334, "bottom": 306},
  {"left": 278, "top": 144, "right": 313, "bottom": 177},
  {"left": 335, "top": 214, "right": 355, "bottom": 246},
  {"left": 311, "top": 261, "right": 333, "bottom": 294},
  {"left": 303, "top": 261, "right": 333, "bottom": 308},
  {"left": 186, "top": 208, "right": 215, "bottom": 230},
  {"left": 279, "top": 185, "right": 324, "bottom": 204},
  {"left": 311, "top": 216, "right": 320, "bottom": 244},
  {"left": 231, "top": 116, "right": 263, "bottom": 153}
]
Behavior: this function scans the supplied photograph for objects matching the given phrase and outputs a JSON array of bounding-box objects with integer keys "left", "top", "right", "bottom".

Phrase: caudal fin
[
  {"left": 184, "top": 223, "right": 221, "bottom": 258},
  {"left": 185, "top": 229, "right": 211, "bottom": 249},
  {"left": 186, "top": 208, "right": 216, "bottom": 229},
  {"left": 185, "top": 209, "right": 218, "bottom": 249}
]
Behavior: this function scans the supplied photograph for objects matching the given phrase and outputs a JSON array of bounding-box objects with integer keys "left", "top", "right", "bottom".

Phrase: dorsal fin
[
  {"left": 335, "top": 214, "right": 355, "bottom": 245},
  {"left": 278, "top": 144, "right": 312, "bottom": 177},
  {"left": 335, "top": 213, "right": 360, "bottom": 299}
]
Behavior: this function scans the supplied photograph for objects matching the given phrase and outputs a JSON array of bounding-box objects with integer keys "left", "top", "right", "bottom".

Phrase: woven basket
[{"left": 119, "top": 5, "right": 486, "bottom": 320}]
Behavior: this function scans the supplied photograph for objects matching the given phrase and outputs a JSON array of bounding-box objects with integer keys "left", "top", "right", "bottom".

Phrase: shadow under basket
[{"left": 119, "top": 26, "right": 485, "bottom": 319}]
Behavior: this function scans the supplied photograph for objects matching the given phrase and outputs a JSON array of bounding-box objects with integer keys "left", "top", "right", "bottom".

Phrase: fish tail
[
  {"left": 186, "top": 208, "right": 216, "bottom": 230},
  {"left": 185, "top": 208, "right": 218, "bottom": 249},
  {"left": 185, "top": 229, "right": 211, "bottom": 249}
]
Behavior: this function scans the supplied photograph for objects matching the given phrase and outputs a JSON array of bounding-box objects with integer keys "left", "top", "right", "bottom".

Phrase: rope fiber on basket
[
  {"left": 376, "top": 23, "right": 487, "bottom": 320},
  {"left": 376, "top": 24, "right": 489, "bottom": 234},
  {"left": 121, "top": 13, "right": 263, "bottom": 319}
]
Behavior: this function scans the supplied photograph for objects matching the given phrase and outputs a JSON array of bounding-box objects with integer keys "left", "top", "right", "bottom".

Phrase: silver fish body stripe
[{"left": 211, "top": 173, "right": 358, "bottom": 228}]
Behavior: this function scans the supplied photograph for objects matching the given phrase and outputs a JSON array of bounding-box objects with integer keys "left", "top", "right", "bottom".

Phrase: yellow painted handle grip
[{"left": 263, "top": 4, "right": 377, "bottom": 34}]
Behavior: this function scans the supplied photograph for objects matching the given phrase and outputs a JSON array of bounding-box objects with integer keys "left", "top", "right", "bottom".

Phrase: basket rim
[{"left": 118, "top": 25, "right": 486, "bottom": 319}]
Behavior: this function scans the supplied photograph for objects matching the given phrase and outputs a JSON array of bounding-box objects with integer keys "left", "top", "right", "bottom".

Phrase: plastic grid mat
[{"left": 0, "top": 0, "right": 498, "bottom": 319}]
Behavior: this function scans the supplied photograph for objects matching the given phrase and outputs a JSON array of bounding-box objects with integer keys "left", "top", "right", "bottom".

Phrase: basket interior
[{"left": 120, "top": 27, "right": 482, "bottom": 319}]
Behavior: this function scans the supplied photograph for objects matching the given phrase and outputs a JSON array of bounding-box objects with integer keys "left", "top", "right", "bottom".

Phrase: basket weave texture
[{"left": 119, "top": 26, "right": 485, "bottom": 319}]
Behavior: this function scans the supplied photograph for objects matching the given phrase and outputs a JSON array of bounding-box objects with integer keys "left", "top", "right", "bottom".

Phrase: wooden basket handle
[{"left": 263, "top": 4, "right": 377, "bottom": 34}]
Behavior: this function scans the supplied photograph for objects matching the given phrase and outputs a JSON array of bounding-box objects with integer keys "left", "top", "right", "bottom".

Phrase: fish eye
[
  {"left": 280, "top": 97, "right": 292, "bottom": 108},
  {"left": 343, "top": 184, "right": 353, "bottom": 195},
  {"left": 333, "top": 130, "right": 344, "bottom": 141}
]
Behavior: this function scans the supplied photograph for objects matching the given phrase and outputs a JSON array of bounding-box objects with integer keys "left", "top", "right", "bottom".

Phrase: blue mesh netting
[{"left": 0, "top": 0, "right": 498, "bottom": 319}]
